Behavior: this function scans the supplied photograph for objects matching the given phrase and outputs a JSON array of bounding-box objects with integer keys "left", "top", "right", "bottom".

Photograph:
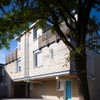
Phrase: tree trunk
[{"left": 75, "top": 48, "right": 90, "bottom": 100}]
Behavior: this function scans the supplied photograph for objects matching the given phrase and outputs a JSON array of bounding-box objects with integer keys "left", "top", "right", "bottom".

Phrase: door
[
  {"left": 14, "top": 83, "right": 26, "bottom": 98},
  {"left": 65, "top": 80, "right": 72, "bottom": 100}
]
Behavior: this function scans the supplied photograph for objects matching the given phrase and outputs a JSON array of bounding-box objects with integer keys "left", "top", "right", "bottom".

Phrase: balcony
[
  {"left": 38, "top": 22, "right": 70, "bottom": 49},
  {"left": 5, "top": 49, "right": 24, "bottom": 81},
  {"left": 6, "top": 49, "right": 17, "bottom": 64},
  {"left": 38, "top": 30, "right": 60, "bottom": 48}
]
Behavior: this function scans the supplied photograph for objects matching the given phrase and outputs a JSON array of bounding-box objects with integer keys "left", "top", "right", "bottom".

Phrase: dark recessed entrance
[{"left": 13, "top": 82, "right": 26, "bottom": 98}]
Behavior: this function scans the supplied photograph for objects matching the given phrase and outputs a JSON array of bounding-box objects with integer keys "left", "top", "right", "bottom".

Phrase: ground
[{"left": 0, "top": 98, "right": 51, "bottom": 100}]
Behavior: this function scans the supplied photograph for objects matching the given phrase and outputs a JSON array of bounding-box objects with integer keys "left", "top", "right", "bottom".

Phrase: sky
[
  {"left": 0, "top": 4, "right": 100, "bottom": 64},
  {"left": 0, "top": 40, "right": 17, "bottom": 64}
]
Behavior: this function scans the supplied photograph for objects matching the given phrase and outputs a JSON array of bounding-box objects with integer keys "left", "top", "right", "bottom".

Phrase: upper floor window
[
  {"left": 42, "top": 22, "right": 51, "bottom": 33},
  {"left": 33, "top": 22, "right": 51, "bottom": 40},
  {"left": 18, "top": 38, "right": 21, "bottom": 50},
  {"left": 49, "top": 48, "right": 54, "bottom": 59},
  {"left": 33, "top": 25, "right": 37, "bottom": 40},
  {"left": 18, "top": 66, "right": 21, "bottom": 72},
  {"left": 33, "top": 50, "right": 42, "bottom": 67},
  {"left": 16, "top": 58, "right": 22, "bottom": 72}
]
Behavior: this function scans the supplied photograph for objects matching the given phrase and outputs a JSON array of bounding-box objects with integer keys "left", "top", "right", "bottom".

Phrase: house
[{"left": 5, "top": 22, "right": 100, "bottom": 100}]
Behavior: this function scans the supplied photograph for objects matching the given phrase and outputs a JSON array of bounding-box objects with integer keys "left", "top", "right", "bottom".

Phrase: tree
[{"left": 0, "top": 0, "right": 100, "bottom": 100}]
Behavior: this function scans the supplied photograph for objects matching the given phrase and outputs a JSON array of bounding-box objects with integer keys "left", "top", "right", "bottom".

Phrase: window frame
[
  {"left": 49, "top": 48, "right": 54, "bottom": 59},
  {"left": 33, "top": 50, "right": 42, "bottom": 68},
  {"left": 33, "top": 25, "right": 38, "bottom": 40},
  {"left": 16, "top": 58, "right": 22, "bottom": 72}
]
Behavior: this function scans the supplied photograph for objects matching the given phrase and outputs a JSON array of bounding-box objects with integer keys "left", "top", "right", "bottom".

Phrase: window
[
  {"left": 42, "top": 21, "right": 52, "bottom": 33},
  {"left": 37, "top": 28, "right": 42, "bottom": 38},
  {"left": 19, "top": 66, "right": 21, "bottom": 71},
  {"left": 16, "top": 58, "right": 21, "bottom": 72},
  {"left": 18, "top": 38, "right": 21, "bottom": 50},
  {"left": 33, "top": 25, "right": 37, "bottom": 39},
  {"left": 33, "top": 53, "right": 37, "bottom": 67},
  {"left": 33, "top": 51, "right": 42, "bottom": 67},
  {"left": 33, "top": 22, "right": 52, "bottom": 40},
  {"left": 56, "top": 80, "right": 60, "bottom": 90},
  {"left": 18, "top": 44, "right": 21, "bottom": 50},
  {"left": 56, "top": 80, "right": 65, "bottom": 91},
  {"left": 49, "top": 48, "right": 54, "bottom": 59}
]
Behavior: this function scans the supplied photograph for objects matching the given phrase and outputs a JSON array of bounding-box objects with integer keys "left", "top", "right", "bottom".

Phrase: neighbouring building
[
  {"left": 0, "top": 64, "right": 8, "bottom": 98},
  {"left": 5, "top": 22, "right": 100, "bottom": 100}
]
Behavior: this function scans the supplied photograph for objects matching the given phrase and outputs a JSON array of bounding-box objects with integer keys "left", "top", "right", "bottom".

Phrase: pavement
[
  {"left": 2, "top": 99, "right": 43, "bottom": 100},
  {"left": 0, "top": 98, "right": 50, "bottom": 100}
]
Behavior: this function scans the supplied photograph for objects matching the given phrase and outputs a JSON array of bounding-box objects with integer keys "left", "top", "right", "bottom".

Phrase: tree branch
[
  {"left": 0, "top": 5, "right": 6, "bottom": 13},
  {"left": 52, "top": 11, "right": 75, "bottom": 50},
  {"left": 59, "top": 10, "right": 76, "bottom": 32},
  {"left": 54, "top": 23, "right": 75, "bottom": 50},
  {"left": 39, "top": 0, "right": 75, "bottom": 50},
  {"left": 56, "top": 0, "right": 77, "bottom": 23}
]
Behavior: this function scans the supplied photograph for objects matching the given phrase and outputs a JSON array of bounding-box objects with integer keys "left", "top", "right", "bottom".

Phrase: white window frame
[
  {"left": 16, "top": 58, "right": 21, "bottom": 72},
  {"left": 33, "top": 50, "right": 42, "bottom": 67}
]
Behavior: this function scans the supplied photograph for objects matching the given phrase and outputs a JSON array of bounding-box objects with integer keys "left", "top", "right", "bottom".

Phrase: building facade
[{"left": 5, "top": 23, "right": 100, "bottom": 100}]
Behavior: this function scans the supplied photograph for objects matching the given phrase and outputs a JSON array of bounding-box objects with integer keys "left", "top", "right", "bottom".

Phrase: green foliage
[
  {"left": 0, "top": 0, "right": 99, "bottom": 51},
  {"left": 0, "top": 0, "right": 99, "bottom": 50}
]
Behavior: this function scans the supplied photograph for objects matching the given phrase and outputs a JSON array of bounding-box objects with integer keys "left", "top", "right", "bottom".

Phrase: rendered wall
[
  {"left": 28, "top": 28, "right": 70, "bottom": 78},
  {"left": 30, "top": 79, "right": 81, "bottom": 100}
]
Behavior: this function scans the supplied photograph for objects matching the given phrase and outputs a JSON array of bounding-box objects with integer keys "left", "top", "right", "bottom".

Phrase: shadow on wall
[
  {"left": 0, "top": 64, "right": 12, "bottom": 99},
  {"left": 3, "top": 67, "right": 27, "bottom": 98},
  {"left": 1, "top": 69, "right": 13, "bottom": 99}
]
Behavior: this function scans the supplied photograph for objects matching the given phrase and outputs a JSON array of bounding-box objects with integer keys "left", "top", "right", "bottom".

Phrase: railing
[
  {"left": 6, "top": 49, "right": 17, "bottom": 64},
  {"left": 38, "top": 30, "right": 59, "bottom": 48},
  {"left": 38, "top": 22, "right": 70, "bottom": 48}
]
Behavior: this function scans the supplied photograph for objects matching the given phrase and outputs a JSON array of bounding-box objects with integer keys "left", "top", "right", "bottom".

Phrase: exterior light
[{"left": 56, "top": 76, "right": 59, "bottom": 80}]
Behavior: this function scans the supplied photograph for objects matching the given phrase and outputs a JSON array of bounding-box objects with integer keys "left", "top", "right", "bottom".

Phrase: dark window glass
[
  {"left": 49, "top": 49, "right": 53, "bottom": 59},
  {"left": 16, "top": 58, "right": 21, "bottom": 72},
  {"left": 42, "top": 23, "right": 51, "bottom": 33},
  {"left": 19, "top": 66, "right": 21, "bottom": 71},
  {"left": 33, "top": 26, "right": 37, "bottom": 39},
  {"left": 33, "top": 53, "right": 37, "bottom": 67}
]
